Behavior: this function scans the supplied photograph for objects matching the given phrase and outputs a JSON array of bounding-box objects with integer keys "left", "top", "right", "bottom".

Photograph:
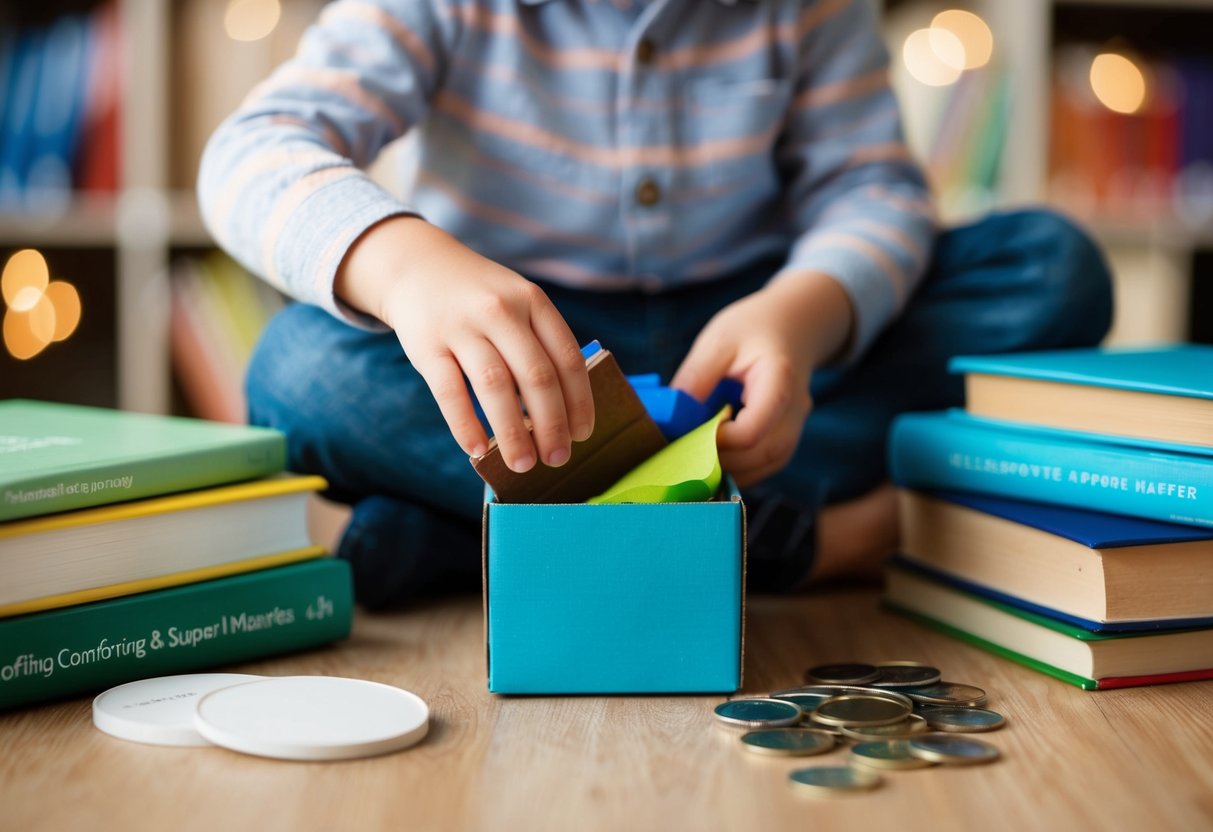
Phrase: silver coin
[
  {"left": 714, "top": 698, "right": 802, "bottom": 728},
  {"left": 805, "top": 662, "right": 880, "bottom": 685},
  {"left": 870, "top": 661, "right": 942, "bottom": 688},
  {"left": 921, "top": 706, "right": 1006, "bottom": 733},
  {"left": 770, "top": 685, "right": 914, "bottom": 711},
  {"left": 850, "top": 740, "right": 935, "bottom": 770},
  {"left": 788, "top": 765, "right": 882, "bottom": 796},
  {"left": 810, "top": 695, "right": 911, "bottom": 728},
  {"left": 839, "top": 713, "right": 929, "bottom": 740},
  {"left": 771, "top": 692, "right": 834, "bottom": 714},
  {"left": 908, "top": 733, "right": 1001, "bottom": 765},
  {"left": 903, "top": 682, "right": 988, "bottom": 707},
  {"left": 740, "top": 728, "right": 836, "bottom": 757}
]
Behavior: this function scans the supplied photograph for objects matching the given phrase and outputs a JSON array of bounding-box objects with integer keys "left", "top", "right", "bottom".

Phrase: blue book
[
  {"left": 889, "top": 410, "right": 1213, "bottom": 527},
  {"left": 897, "top": 489, "right": 1213, "bottom": 630},
  {"left": 953, "top": 345, "right": 1213, "bottom": 449},
  {"left": 25, "top": 15, "right": 90, "bottom": 203},
  {"left": 0, "top": 27, "right": 45, "bottom": 208}
]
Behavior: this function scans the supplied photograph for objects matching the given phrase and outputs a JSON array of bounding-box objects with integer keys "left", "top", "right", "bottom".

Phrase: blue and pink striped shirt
[{"left": 199, "top": 0, "right": 936, "bottom": 359}]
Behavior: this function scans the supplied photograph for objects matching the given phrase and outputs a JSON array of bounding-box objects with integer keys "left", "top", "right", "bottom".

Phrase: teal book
[
  {"left": 0, "top": 558, "right": 353, "bottom": 711},
  {"left": 0, "top": 400, "right": 285, "bottom": 522},
  {"left": 953, "top": 345, "right": 1213, "bottom": 448},
  {"left": 889, "top": 411, "right": 1213, "bottom": 527},
  {"left": 883, "top": 563, "right": 1213, "bottom": 690}
]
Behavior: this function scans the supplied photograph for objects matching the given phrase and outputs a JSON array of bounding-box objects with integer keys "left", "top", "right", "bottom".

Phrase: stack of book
[
  {"left": 0, "top": 400, "right": 353, "bottom": 710},
  {"left": 886, "top": 345, "right": 1213, "bottom": 690}
]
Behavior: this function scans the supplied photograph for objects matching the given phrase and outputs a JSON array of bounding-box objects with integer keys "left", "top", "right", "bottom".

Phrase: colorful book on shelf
[
  {"left": 0, "top": 558, "right": 352, "bottom": 711},
  {"left": 0, "top": 399, "right": 285, "bottom": 521},
  {"left": 898, "top": 490, "right": 1213, "bottom": 631},
  {"left": 0, "top": 26, "right": 43, "bottom": 206},
  {"left": 953, "top": 345, "right": 1213, "bottom": 448},
  {"left": 883, "top": 563, "right": 1213, "bottom": 691},
  {"left": 169, "top": 258, "right": 247, "bottom": 423},
  {"left": 888, "top": 410, "right": 1213, "bottom": 528},
  {"left": 25, "top": 13, "right": 90, "bottom": 199},
  {"left": 1, "top": 473, "right": 328, "bottom": 619}
]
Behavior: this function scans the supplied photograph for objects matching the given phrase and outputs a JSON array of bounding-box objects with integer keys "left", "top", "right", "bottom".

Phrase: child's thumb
[{"left": 670, "top": 338, "right": 732, "bottom": 403}]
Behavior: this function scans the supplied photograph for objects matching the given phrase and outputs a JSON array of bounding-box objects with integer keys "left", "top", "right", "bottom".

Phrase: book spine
[
  {"left": 881, "top": 601, "right": 1098, "bottom": 690},
  {"left": 889, "top": 414, "right": 1213, "bottom": 527},
  {"left": 0, "top": 436, "right": 285, "bottom": 522},
  {"left": 0, "top": 559, "right": 352, "bottom": 711}
]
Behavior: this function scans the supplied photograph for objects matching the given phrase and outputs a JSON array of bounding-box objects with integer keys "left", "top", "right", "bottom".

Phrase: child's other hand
[
  {"left": 337, "top": 217, "right": 594, "bottom": 473},
  {"left": 670, "top": 272, "right": 853, "bottom": 488}
]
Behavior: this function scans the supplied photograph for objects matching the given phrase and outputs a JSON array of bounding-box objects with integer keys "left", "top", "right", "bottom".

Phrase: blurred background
[{"left": 1, "top": 0, "right": 1211, "bottom": 419}]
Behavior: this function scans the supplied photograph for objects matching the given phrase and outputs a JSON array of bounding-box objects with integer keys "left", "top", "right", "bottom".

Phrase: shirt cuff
[
  {"left": 779, "top": 240, "right": 901, "bottom": 364},
  {"left": 271, "top": 174, "right": 419, "bottom": 332}
]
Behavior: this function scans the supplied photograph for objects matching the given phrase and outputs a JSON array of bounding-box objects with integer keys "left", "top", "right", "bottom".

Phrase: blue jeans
[{"left": 248, "top": 209, "right": 1113, "bottom": 607}]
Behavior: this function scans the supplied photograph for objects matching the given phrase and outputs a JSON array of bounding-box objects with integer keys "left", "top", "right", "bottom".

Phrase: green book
[
  {"left": 0, "top": 399, "right": 285, "bottom": 521},
  {"left": 883, "top": 563, "right": 1213, "bottom": 690},
  {"left": 0, "top": 558, "right": 353, "bottom": 711}
]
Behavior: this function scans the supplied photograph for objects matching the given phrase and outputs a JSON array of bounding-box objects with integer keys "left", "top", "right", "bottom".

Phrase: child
[{"left": 200, "top": 0, "right": 1113, "bottom": 608}]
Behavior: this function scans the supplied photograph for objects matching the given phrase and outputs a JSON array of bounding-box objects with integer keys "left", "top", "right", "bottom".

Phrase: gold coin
[
  {"left": 850, "top": 740, "right": 935, "bottom": 771},
  {"left": 908, "top": 733, "right": 1001, "bottom": 765},
  {"left": 921, "top": 706, "right": 1006, "bottom": 733},
  {"left": 810, "top": 695, "right": 911, "bottom": 727},
  {"left": 714, "top": 698, "right": 802, "bottom": 728},
  {"left": 740, "top": 728, "right": 836, "bottom": 757},
  {"left": 788, "top": 766, "right": 882, "bottom": 797},
  {"left": 771, "top": 685, "right": 914, "bottom": 711},
  {"left": 839, "top": 713, "right": 929, "bottom": 740},
  {"left": 871, "top": 661, "right": 942, "bottom": 688}
]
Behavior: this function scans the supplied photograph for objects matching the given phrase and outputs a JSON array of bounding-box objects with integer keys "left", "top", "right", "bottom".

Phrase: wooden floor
[{"left": 2, "top": 585, "right": 1212, "bottom": 832}]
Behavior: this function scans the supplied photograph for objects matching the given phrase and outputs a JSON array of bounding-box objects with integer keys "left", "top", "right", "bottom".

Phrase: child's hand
[
  {"left": 670, "top": 272, "right": 853, "bottom": 488},
  {"left": 336, "top": 217, "right": 595, "bottom": 473}
]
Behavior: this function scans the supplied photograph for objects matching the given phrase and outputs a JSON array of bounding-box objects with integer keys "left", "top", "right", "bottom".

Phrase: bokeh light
[
  {"left": 224, "top": 0, "right": 282, "bottom": 43},
  {"left": 44, "top": 281, "right": 81, "bottom": 342},
  {"left": 1090, "top": 52, "right": 1148, "bottom": 114},
  {"left": 2, "top": 249, "right": 82, "bottom": 359},
  {"left": 932, "top": 10, "right": 994, "bottom": 70},
  {"left": 904, "top": 27, "right": 964, "bottom": 87},
  {"left": 1, "top": 249, "right": 49, "bottom": 312}
]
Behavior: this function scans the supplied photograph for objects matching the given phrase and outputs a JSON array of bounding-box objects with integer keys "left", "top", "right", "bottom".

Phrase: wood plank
[{"left": 1, "top": 587, "right": 1211, "bottom": 831}]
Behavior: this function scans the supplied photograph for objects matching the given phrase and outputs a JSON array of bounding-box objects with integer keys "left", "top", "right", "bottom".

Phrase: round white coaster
[
  {"left": 193, "top": 676, "right": 430, "bottom": 761},
  {"left": 93, "top": 674, "right": 265, "bottom": 747}
]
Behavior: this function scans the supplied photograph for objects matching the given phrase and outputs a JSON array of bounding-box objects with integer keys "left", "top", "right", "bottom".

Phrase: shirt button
[
  {"left": 636, "top": 38, "right": 656, "bottom": 65},
  {"left": 635, "top": 177, "right": 662, "bottom": 206}
]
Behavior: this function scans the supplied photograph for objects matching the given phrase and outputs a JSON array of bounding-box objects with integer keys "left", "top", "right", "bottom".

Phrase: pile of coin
[{"left": 712, "top": 661, "right": 1007, "bottom": 797}]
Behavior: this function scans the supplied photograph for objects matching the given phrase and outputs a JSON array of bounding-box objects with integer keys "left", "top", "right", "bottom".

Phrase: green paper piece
[{"left": 588, "top": 406, "right": 730, "bottom": 504}]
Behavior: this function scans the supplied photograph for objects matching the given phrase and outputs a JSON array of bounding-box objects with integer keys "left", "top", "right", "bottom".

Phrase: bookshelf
[
  {"left": 0, "top": 0, "right": 319, "bottom": 416},
  {"left": 887, "top": 0, "right": 1213, "bottom": 346}
]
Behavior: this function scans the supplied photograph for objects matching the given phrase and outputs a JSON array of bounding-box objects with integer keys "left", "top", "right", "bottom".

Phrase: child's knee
[{"left": 1020, "top": 209, "right": 1113, "bottom": 343}]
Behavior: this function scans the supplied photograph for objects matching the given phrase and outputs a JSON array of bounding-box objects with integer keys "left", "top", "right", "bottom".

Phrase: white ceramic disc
[
  {"left": 193, "top": 676, "right": 429, "bottom": 761},
  {"left": 93, "top": 674, "right": 265, "bottom": 746}
]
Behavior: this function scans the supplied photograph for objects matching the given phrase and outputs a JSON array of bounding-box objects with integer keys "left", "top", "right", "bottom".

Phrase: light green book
[{"left": 0, "top": 399, "right": 284, "bottom": 522}]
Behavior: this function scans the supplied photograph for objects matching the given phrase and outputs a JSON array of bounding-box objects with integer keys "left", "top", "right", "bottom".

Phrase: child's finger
[
  {"left": 670, "top": 333, "right": 733, "bottom": 403},
  {"left": 412, "top": 350, "right": 491, "bottom": 458},
  {"left": 530, "top": 299, "right": 595, "bottom": 443},
  {"left": 717, "top": 360, "right": 792, "bottom": 450},
  {"left": 458, "top": 338, "right": 537, "bottom": 473},
  {"left": 494, "top": 331, "right": 573, "bottom": 470}
]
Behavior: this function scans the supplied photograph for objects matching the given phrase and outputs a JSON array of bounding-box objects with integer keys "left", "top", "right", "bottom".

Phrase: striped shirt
[{"left": 199, "top": 0, "right": 936, "bottom": 359}]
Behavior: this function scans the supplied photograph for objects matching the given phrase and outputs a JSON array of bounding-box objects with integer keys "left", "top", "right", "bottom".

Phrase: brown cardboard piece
[{"left": 470, "top": 348, "right": 668, "bottom": 504}]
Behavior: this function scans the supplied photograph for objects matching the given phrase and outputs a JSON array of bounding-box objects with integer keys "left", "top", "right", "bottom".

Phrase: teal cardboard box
[{"left": 483, "top": 482, "right": 746, "bottom": 694}]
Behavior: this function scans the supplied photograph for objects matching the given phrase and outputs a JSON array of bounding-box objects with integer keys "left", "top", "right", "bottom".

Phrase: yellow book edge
[
  {"left": 0, "top": 474, "right": 328, "bottom": 540},
  {"left": 0, "top": 545, "right": 329, "bottom": 619}
]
